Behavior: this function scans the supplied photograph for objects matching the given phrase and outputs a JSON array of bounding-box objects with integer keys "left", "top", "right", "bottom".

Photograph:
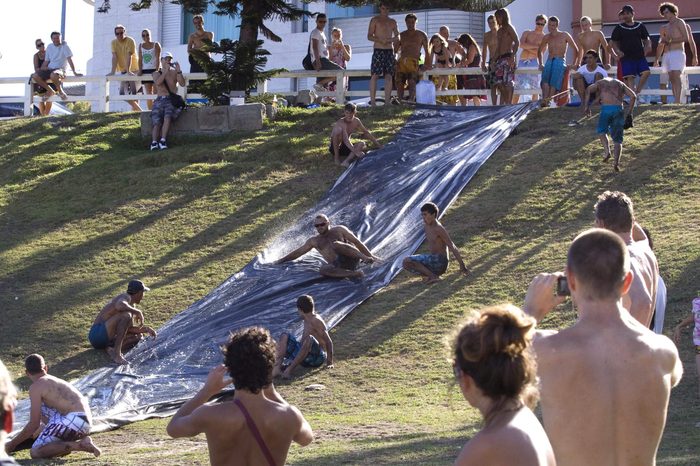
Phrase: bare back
[
  {"left": 534, "top": 316, "right": 679, "bottom": 465},
  {"left": 623, "top": 240, "right": 658, "bottom": 326},
  {"left": 594, "top": 78, "right": 626, "bottom": 105},
  {"left": 33, "top": 374, "right": 91, "bottom": 420},
  {"left": 303, "top": 314, "right": 332, "bottom": 353},
  {"left": 93, "top": 292, "right": 133, "bottom": 325},
  {"left": 202, "top": 397, "right": 304, "bottom": 466}
]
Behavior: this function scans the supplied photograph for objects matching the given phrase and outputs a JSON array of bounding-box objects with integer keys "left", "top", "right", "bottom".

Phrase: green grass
[{"left": 1, "top": 104, "right": 698, "bottom": 465}]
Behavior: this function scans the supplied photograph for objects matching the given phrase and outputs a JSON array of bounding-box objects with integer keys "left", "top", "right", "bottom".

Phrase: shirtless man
[
  {"left": 367, "top": 2, "right": 400, "bottom": 106},
  {"left": 276, "top": 214, "right": 379, "bottom": 278},
  {"left": 150, "top": 53, "right": 186, "bottom": 150},
  {"left": 576, "top": 16, "right": 613, "bottom": 68},
  {"left": 167, "top": 327, "right": 314, "bottom": 465},
  {"left": 610, "top": 5, "right": 652, "bottom": 96},
  {"left": 481, "top": 15, "right": 499, "bottom": 105},
  {"left": 5, "top": 355, "right": 100, "bottom": 459},
  {"left": 537, "top": 16, "right": 579, "bottom": 103},
  {"left": 514, "top": 15, "right": 547, "bottom": 103},
  {"left": 654, "top": 3, "right": 694, "bottom": 104},
  {"left": 273, "top": 295, "right": 334, "bottom": 379},
  {"left": 492, "top": 8, "right": 519, "bottom": 105},
  {"left": 328, "top": 102, "right": 382, "bottom": 167},
  {"left": 594, "top": 191, "right": 659, "bottom": 327},
  {"left": 584, "top": 77, "right": 636, "bottom": 171},
  {"left": 402, "top": 202, "right": 469, "bottom": 284},
  {"left": 187, "top": 14, "right": 213, "bottom": 73},
  {"left": 88, "top": 280, "right": 157, "bottom": 365},
  {"left": 395, "top": 14, "right": 428, "bottom": 101},
  {"left": 523, "top": 228, "right": 681, "bottom": 465}
]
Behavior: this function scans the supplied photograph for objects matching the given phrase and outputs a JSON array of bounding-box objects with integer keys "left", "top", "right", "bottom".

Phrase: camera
[{"left": 556, "top": 276, "right": 570, "bottom": 297}]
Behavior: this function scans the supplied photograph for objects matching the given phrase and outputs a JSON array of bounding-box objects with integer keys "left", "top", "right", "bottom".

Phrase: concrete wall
[{"left": 140, "top": 103, "right": 266, "bottom": 137}]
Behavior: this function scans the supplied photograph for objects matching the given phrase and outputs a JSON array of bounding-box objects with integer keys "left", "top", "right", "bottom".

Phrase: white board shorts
[
  {"left": 31, "top": 408, "right": 90, "bottom": 450},
  {"left": 662, "top": 49, "right": 686, "bottom": 73}
]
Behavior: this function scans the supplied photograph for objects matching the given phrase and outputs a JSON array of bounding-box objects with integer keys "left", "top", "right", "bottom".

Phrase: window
[
  {"left": 327, "top": 4, "right": 377, "bottom": 19},
  {"left": 182, "top": 10, "right": 241, "bottom": 43}
]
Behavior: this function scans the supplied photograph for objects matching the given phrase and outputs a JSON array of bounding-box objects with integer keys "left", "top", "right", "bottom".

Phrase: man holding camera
[
  {"left": 150, "top": 53, "right": 186, "bottom": 151},
  {"left": 523, "top": 228, "right": 681, "bottom": 465}
]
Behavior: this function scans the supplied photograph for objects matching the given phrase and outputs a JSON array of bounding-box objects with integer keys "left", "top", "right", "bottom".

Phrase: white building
[{"left": 87, "top": 0, "right": 571, "bottom": 109}]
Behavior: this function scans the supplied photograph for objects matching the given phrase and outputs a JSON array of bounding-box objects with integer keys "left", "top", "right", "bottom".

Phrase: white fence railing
[{"left": 1, "top": 67, "right": 698, "bottom": 116}]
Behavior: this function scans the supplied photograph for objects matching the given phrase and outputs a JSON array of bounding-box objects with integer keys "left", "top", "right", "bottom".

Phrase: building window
[
  {"left": 182, "top": 10, "right": 241, "bottom": 44},
  {"left": 327, "top": 5, "right": 376, "bottom": 19}
]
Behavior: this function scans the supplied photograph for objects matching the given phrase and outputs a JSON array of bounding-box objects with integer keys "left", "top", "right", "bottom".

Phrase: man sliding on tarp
[{"left": 276, "top": 214, "right": 379, "bottom": 278}]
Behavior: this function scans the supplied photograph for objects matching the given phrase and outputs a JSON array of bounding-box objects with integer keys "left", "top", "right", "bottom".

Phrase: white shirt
[
  {"left": 45, "top": 42, "right": 73, "bottom": 71},
  {"left": 309, "top": 28, "right": 329, "bottom": 61},
  {"left": 576, "top": 64, "right": 607, "bottom": 85}
]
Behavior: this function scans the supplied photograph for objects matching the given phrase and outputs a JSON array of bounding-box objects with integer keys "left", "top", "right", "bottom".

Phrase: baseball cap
[
  {"left": 127, "top": 280, "right": 150, "bottom": 294},
  {"left": 619, "top": 5, "right": 634, "bottom": 14},
  {"left": 162, "top": 52, "right": 173, "bottom": 59}
]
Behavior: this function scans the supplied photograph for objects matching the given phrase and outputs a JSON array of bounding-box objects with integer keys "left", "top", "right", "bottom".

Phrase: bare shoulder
[
  {"left": 203, "top": 401, "right": 244, "bottom": 430},
  {"left": 332, "top": 225, "right": 352, "bottom": 235}
]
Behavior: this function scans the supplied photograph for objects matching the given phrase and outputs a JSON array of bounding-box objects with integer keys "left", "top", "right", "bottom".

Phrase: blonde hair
[{"left": 331, "top": 27, "right": 343, "bottom": 40}]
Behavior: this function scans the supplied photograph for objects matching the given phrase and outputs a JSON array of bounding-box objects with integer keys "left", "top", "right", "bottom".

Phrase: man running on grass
[
  {"left": 403, "top": 202, "right": 470, "bottom": 284},
  {"left": 276, "top": 214, "right": 379, "bottom": 279},
  {"left": 273, "top": 295, "right": 334, "bottom": 380},
  {"left": 584, "top": 77, "right": 636, "bottom": 172},
  {"left": 167, "top": 327, "right": 314, "bottom": 465},
  {"left": 5, "top": 354, "right": 100, "bottom": 459},
  {"left": 88, "top": 280, "right": 157, "bottom": 365}
]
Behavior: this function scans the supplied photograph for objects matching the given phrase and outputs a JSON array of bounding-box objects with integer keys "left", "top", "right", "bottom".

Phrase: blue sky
[{"left": 0, "top": 0, "right": 94, "bottom": 94}]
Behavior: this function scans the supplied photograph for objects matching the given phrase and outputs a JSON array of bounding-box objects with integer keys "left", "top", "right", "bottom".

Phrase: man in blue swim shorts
[
  {"left": 273, "top": 295, "right": 334, "bottom": 379},
  {"left": 537, "top": 16, "right": 578, "bottom": 104},
  {"left": 584, "top": 77, "right": 637, "bottom": 172},
  {"left": 610, "top": 5, "right": 652, "bottom": 96},
  {"left": 403, "top": 202, "right": 470, "bottom": 284},
  {"left": 88, "top": 280, "right": 157, "bottom": 365}
]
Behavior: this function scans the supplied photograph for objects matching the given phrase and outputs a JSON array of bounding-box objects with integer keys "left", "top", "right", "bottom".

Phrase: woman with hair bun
[{"left": 452, "top": 304, "right": 555, "bottom": 465}]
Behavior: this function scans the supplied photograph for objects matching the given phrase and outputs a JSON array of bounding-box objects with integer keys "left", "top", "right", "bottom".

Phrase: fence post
[
  {"left": 94, "top": 77, "right": 107, "bottom": 112},
  {"left": 23, "top": 81, "right": 33, "bottom": 116},
  {"left": 336, "top": 70, "right": 345, "bottom": 104}
]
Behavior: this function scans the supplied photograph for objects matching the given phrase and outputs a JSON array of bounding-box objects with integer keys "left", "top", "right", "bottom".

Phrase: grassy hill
[{"left": 1, "top": 105, "right": 698, "bottom": 465}]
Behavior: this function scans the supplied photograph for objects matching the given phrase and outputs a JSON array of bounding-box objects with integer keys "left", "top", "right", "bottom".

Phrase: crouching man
[
  {"left": 167, "top": 327, "right": 314, "bottom": 465},
  {"left": 5, "top": 355, "right": 100, "bottom": 459}
]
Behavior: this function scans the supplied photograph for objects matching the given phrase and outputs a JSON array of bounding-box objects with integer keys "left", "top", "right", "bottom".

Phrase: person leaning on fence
[
  {"left": 138, "top": 29, "right": 161, "bottom": 110},
  {"left": 32, "top": 31, "right": 82, "bottom": 102},
  {"left": 451, "top": 305, "right": 556, "bottom": 465},
  {"left": 456, "top": 34, "right": 487, "bottom": 106},
  {"left": 150, "top": 53, "right": 185, "bottom": 151},
  {"left": 108, "top": 24, "right": 142, "bottom": 112},
  {"left": 31, "top": 38, "right": 53, "bottom": 115}
]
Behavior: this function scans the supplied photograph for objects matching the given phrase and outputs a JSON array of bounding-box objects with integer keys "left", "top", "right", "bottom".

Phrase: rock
[
  {"left": 296, "top": 89, "right": 316, "bottom": 106},
  {"left": 304, "top": 384, "right": 326, "bottom": 391}
]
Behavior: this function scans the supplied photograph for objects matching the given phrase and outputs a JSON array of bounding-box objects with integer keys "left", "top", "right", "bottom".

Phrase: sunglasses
[
  {"left": 314, "top": 222, "right": 327, "bottom": 228},
  {"left": 36, "top": 43, "right": 44, "bottom": 48},
  {"left": 142, "top": 33, "right": 149, "bottom": 37},
  {"left": 115, "top": 31, "right": 124, "bottom": 35},
  {"left": 536, "top": 22, "right": 546, "bottom": 26}
]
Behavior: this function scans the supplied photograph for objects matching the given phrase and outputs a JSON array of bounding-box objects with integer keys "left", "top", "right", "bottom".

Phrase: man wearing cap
[
  {"left": 88, "top": 280, "right": 157, "bottom": 365},
  {"left": 150, "top": 52, "right": 185, "bottom": 150},
  {"left": 610, "top": 5, "right": 652, "bottom": 96}
]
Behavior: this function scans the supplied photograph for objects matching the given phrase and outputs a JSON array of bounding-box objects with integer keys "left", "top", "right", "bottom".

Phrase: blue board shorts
[
  {"left": 88, "top": 322, "right": 110, "bottom": 349},
  {"left": 621, "top": 57, "right": 650, "bottom": 78},
  {"left": 283, "top": 333, "right": 326, "bottom": 368},
  {"left": 542, "top": 57, "right": 566, "bottom": 91},
  {"left": 597, "top": 105, "right": 625, "bottom": 143},
  {"left": 407, "top": 254, "right": 448, "bottom": 276}
]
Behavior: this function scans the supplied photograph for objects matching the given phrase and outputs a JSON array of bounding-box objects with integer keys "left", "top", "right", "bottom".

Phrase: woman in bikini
[{"left": 428, "top": 34, "right": 452, "bottom": 91}]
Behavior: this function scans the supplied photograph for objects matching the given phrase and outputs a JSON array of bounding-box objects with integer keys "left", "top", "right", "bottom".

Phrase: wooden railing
[{"left": 1, "top": 67, "right": 698, "bottom": 116}]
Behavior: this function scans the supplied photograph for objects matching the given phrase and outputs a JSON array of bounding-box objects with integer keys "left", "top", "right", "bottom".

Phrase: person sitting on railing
[
  {"left": 327, "top": 27, "right": 351, "bottom": 97},
  {"left": 138, "top": 29, "right": 161, "bottom": 110},
  {"left": 307, "top": 13, "right": 344, "bottom": 95},
  {"left": 31, "top": 38, "right": 53, "bottom": 115},
  {"left": 32, "top": 31, "right": 82, "bottom": 102},
  {"left": 108, "top": 24, "right": 142, "bottom": 112},
  {"left": 395, "top": 13, "right": 429, "bottom": 102}
]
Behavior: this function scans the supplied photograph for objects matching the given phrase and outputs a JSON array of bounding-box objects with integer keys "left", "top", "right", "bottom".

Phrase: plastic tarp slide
[{"left": 13, "top": 102, "right": 536, "bottom": 433}]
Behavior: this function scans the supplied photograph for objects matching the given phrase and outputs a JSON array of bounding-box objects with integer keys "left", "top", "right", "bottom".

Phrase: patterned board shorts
[
  {"left": 396, "top": 56, "right": 419, "bottom": 83},
  {"left": 515, "top": 58, "right": 541, "bottom": 90},
  {"left": 151, "top": 95, "right": 181, "bottom": 126},
  {"left": 371, "top": 49, "right": 396, "bottom": 77},
  {"left": 283, "top": 333, "right": 326, "bottom": 367},
  {"left": 494, "top": 55, "right": 515, "bottom": 86},
  {"left": 407, "top": 254, "right": 449, "bottom": 276},
  {"left": 32, "top": 406, "right": 90, "bottom": 450}
]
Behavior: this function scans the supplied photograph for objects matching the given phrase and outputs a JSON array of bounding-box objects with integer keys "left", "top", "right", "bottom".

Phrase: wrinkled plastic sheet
[{"left": 13, "top": 102, "right": 536, "bottom": 433}]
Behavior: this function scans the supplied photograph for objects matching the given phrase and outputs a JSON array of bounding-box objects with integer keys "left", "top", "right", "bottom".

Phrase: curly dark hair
[
  {"left": 453, "top": 305, "right": 538, "bottom": 424},
  {"left": 222, "top": 327, "right": 275, "bottom": 393},
  {"left": 594, "top": 190, "right": 634, "bottom": 233}
]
